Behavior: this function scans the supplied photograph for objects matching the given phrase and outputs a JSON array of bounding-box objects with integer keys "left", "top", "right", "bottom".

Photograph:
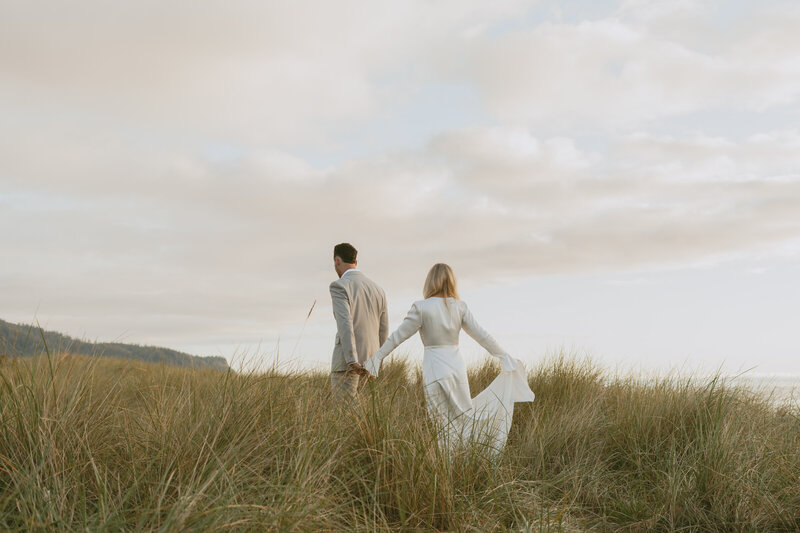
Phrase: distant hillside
[{"left": 0, "top": 318, "right": 229, "bottom": 371}]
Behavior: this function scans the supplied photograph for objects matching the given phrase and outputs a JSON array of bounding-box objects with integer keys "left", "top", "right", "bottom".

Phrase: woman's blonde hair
[{"left": 423, "top": 263, "right": 459, "bottom": 300}]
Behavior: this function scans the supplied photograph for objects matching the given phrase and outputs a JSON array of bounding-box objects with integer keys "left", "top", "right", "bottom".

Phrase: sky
[{"left": 2, "top": 0, "right": 799, "bottom": 375}]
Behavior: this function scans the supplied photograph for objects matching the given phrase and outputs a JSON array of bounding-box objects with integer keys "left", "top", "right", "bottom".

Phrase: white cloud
[
  {"left": 4, "top": 124, "right": 799, "bottom": 336},
  {"left": 463, "top": 8, "right": 800, "bottom": 128},
  {"left": 2, "top": 1, "right": 800, "bottom": 357},
  {"left": 0, "top": 0, "right": 530, "bottom": 145},
  {"left": 615, "top": 130, "right": 800, "bottom": 181}
]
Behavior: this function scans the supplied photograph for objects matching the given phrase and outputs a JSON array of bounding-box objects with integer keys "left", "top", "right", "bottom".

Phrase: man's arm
[
  {"left": 378, "top": 290, "right": 389, "bottom": 346},
  {"left": 330, "top": 281, "right": 358, "bottom": 366}
]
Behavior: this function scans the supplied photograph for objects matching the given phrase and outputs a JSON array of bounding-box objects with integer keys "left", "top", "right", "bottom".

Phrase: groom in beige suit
[{"left": 330, "top": 242, "right": 388, "bottom": 402}]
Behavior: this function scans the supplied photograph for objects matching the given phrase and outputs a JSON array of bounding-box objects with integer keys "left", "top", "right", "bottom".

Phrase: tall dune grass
[{"left": 1, "top": 351, "right": 799, "bottom": 531}]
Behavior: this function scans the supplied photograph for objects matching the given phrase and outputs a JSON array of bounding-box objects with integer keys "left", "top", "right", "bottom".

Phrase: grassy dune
[{"left": 1, "top": 352, "right": 799, "bottom": 532}]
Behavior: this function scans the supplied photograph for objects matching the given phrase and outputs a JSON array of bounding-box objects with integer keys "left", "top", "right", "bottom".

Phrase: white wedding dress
[{"left": 364, "top": 297, "right": 535, "bottom": 451}]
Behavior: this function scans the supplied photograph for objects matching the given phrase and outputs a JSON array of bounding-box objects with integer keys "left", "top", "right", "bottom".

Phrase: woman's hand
[{"left": 364, "top": 355, "right": 380, "bottom": 378}]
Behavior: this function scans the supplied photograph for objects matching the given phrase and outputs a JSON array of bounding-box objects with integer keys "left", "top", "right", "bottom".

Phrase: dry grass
[{"left": 1, "top": 351, "right": 799, "bottom": 531}]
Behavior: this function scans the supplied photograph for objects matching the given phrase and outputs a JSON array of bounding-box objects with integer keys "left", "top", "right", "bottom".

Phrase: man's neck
[{"left": 341, "top": 267, "right": 359, "bottom": 277}]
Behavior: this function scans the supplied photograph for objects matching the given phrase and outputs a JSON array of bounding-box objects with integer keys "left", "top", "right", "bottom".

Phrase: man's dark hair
[{"left": 334, "top": 243, "right": 358, "bottom": 264}]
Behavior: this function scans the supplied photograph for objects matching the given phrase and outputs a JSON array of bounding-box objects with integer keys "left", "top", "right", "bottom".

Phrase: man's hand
[
  {"left": 347, "top": 362, "right": 364, "bottom": 373},
  {"left": 348, "top": 361, "right": 375, "bottom": 380}
]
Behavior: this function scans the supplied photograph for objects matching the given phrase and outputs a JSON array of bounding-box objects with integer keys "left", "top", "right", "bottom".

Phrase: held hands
[
  {"left": 363, "top": 355, "right": 380, "bottom": 379},
  {"left": 346, "top": 361, "right": 365, "bottom": 373},
  {"left": 347, "top": 361, "right": 377, "bottom": 381}
]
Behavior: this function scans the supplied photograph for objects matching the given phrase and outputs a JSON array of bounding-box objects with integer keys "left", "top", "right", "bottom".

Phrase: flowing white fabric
[{"left": 364, "top": 297, "right": 535, "bottom": 451}]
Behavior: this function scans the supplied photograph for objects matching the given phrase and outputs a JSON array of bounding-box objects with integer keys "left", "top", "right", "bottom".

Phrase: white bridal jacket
[{"left": 364, "top": 297, "right": 535, "bottom": 450}]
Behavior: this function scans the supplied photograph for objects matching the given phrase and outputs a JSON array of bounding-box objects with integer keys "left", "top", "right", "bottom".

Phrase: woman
[{"left": 364, "top": 263, "right": 535, "bottom": 451}]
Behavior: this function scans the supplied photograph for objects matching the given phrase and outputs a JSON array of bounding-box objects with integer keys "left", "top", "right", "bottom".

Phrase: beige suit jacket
[{"left": 330, "top": 270, "right": 388, "bottom": 373}]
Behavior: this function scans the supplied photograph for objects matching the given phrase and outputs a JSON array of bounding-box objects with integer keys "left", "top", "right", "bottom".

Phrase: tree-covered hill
[{"left": 0, "top": 318, "right": 229, "bottom": 371}]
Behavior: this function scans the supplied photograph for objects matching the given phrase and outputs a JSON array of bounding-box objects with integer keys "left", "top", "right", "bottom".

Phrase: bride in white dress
[{"left": 364, "top": 263, "right": 535, "bottom": 452}]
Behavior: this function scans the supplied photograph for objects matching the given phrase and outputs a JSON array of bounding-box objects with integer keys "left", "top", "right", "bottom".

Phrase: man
[{"left": 330, "top": 242, "right": 388, "bottom": 402}]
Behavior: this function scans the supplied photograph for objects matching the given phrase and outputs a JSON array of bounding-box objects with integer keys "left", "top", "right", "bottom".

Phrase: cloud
[
  {"left": 4, "top": 123, "right": 799, "bottom": 334},
  {"left": 462, "top": 6, "right": 800, "bottom": 128},
  {"left": 3, "top": 127, "right": 799, "bottom": 353},
  {"left": 613, "top": 130, "right": 800, "bottom": 186},
  {"left": 0, "top": 0, "right": 530, "bottom": 145},
  {"left": 2, "top": 1, "right": 800, "bottom": 354}
]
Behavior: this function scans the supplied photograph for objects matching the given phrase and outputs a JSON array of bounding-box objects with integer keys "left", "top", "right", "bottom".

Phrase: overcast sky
[{"left": 2, "top": 0, "right": 799, "bottom": 375}]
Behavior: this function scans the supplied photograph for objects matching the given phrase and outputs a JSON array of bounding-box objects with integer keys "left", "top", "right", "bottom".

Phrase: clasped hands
[{"left": 347, "top": 361, "right": 376, "bottom": 381}]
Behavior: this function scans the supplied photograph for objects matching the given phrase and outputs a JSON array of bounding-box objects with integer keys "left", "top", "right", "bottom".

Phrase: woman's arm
[
  {"left": 364, "top": 302, "right": 422, "bottom": 376},
  {"left": 461, "top": 303, "right": 517, "bottom": 371}
]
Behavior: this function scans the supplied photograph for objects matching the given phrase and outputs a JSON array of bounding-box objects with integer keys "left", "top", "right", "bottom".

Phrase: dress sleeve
[
  {"left": 461, "top": 302, "right": 517, "bottom": 371},
  {"left": 364, "top": 301, "right": 422, "bottom": 376}
]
